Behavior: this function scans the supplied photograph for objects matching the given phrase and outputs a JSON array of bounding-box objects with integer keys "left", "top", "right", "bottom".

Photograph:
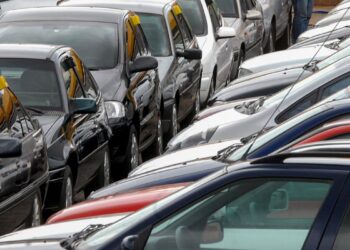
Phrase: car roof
[
  {"left": 60, "top": 0, "right": 175, "bottom": 15},
  {"left": 0, "top": 6, "right": 128, "bottom": 23},
  {"left": 0, "top": 44, "right": 66, "bottom": 60}
]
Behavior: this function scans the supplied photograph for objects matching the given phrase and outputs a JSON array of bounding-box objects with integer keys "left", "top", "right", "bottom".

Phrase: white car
[{"left": 178, "top": 0, "right": 239, "bottom": 105}]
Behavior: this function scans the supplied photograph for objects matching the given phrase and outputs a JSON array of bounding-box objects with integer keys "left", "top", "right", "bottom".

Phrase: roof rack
[{"left": 252, "top": 151, "right": 350, "bottom": 165}]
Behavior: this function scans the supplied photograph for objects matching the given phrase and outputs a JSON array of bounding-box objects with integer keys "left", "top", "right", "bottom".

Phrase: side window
[
  {"left": 125, "top": 19, "right": 139, "bottom": 61},
  {"left": 278, "top": 93, "right": 318, "bottom": 123},
  {"left": 135, "top": 24, "right": 149, "bottom": 55},
  {"left": 332, "top": 204, "right": 350, "bottom": 249},
  {"left": 240, "top": 0, "right": 248, "bottom": 14},
  {"left": 168, "top": 11, "right": 185, "bottom": 50},
  {"left": 321, "top": 77, "right": 350, "bottom": 100},
  {"left": 208, "top": 4, "right": 221, "bottom": 31},
  {"left": 144, "top": 178, "right": 332, "bottom": 250},
  {"left": 61, "top": 55, "right": 85, "bottom": 99},
  {"left": 246, "top": 0, "right": 255, "bottom": 10},
  {"left": 175, "top": 13, "right": 193, "bottom": 46}
]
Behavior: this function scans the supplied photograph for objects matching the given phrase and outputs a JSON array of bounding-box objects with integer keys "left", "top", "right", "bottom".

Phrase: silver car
[
  {"left": 213, "top": 0, "right": 264, "bottom": 62},
  {"left": 178, "top": 0, "right": 239, "bottom": 105},
  {"left": 166, "top": 55, "right": 350, "bottom": 152}
]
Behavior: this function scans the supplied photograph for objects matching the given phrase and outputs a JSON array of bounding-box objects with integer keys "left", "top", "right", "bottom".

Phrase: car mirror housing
[
  {"left": 70, "top": 98, "right": 97, "bottom": 115},
  {"left": 176, "top": 48, "right": 202, "bottom": 60},
  {"left": 201, "top": 221, "right": 224, "bottom": 244},
  {"left": 129, "top": 56, "right": 158, "bottom": 74},
  {"left": 216, "top": 27, "right": 236, "bottom": 40},
  {"left": 246, "top": 10, "right": 262, "bottom": 20},
  {"left": 0, "top": 137, "right": 22, "bottom": 158}
]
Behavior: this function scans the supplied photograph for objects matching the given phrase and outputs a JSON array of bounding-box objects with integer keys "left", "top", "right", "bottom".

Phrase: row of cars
[
  {"left": 2, "top": 0, "right": 350, "bottom": 249},
  {"left": 0, "top": 0, "right": 293, "bottom": 235}
]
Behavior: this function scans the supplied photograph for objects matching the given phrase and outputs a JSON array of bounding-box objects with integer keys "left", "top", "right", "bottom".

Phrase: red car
[
  {"left": 46, "top": 182, "right": 190, "bottom": 224},
  {"left": 47, "top": 119, "right": 350, "bottom": 225}
]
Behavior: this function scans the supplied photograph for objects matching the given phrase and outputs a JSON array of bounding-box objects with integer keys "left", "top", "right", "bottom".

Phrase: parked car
[
  {"left": 90, "top": 98, "right": 350, "bottom": 199},
  {"left": 0, "top": 7, "right": 161, "bottom": 174},
  {"left": 177, "top": 0, "right": 238, "bottom": 105},
  {"left": 60, "top": 0, "right": 202, "bottom": 140},
  {"left": 46, "top": 182, "right": 190, "bottom": 224},
  {"left": 0, "top": 44, "right": 111, "bottom": 211},
  {"left": 0, "top": 0, "right": 57, "bottom": 14},
  {"left": 0, "top": 75, "right": 49, "bottom": 235},
  {"left": 257, "top": 0, "right": 293, "bottom": 51},
  {"left": 166, "top": 55, "right": 350, "bottom": 152},
  {"left": 209, "top": 40, "right": 350, "bottom": 105},
  {"left": 213, "top": 0, "right": 264, "bottom": 62},
  {"left": 4, "top": 151, "right": 350, "bottom": 249},
  {"left": 293, "top": 20, "right": 350, "bottom": 47},
  {"left": 315, "top": 8, "right": 350, "bottom": 27}
]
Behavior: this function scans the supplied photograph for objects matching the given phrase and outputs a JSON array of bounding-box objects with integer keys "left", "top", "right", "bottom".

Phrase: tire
[
  {"left": 207, "top": 76, "right": 215, "bottom": 103},
  {"left": 124, "top": 125, "right": 141, "bottom": 174},
  {"left": 30, "top": 192, "right": 42, "bottom": 227},
  {"left": 59, "top": 167, "right": 73, "bottom": 209},
  {"left": 149, "top": 112, "right": 164, "bottom": 157},
  {"left": 229, "top": 52, "right": 238, "bottom": 82},
  {"left": 277, "top": 14, "right": 292, "bottom": 50},
  {"left": 264, "top": 24, "right": 276, "bottom": 53},
  {"left": 166, "top": 102, "right": 178, "bottom": 142}
]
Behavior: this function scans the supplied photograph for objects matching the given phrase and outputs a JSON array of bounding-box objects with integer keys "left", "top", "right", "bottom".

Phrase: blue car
[
  {"left": 90, "top": 98, "right": 350, "bottom": 199},
  {"left": 2, "top": 149, "right": 350, "bottom": 249}
]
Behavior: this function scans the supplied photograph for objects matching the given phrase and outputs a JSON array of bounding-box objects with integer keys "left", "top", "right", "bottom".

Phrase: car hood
[
  {"left": 298, "top": 20, "right": 350, "bottom": 40},
  {"left": 0, "top": 214, "right": 127, "bottom": 248},
  {"left": 241, "top": 45, "right": 334, "bottom": 74},
  {"left": 35, "top": 115, "right": 65, "bottom": 145},
  {"left": 131, "top": 139, "right": 240, "bottom": 176},
  {"left": 155, "top": 56, "right": 173, "bottom": 83},
  {"left": 90, "top": 159, "right": 228, "bottom": 199},
  {"left": 90, "top": 66, "right": 126, "bottom": 101}
]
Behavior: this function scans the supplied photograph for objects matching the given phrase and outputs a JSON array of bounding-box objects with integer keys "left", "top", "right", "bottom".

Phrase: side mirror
[
  {"left": 246, "top": 10, "right": 262, "bottom": 20},
  {"left": 216, "top": 27, "right": 236, "bottom": 40},
  {"left": 201, "top": 221, "right": 223, "bottom": 244},
  {"left": 0, "top": 137, "right": 22, "bottom": 158},
  {"left": 176, "top": 48, "right": 202, "bottom": 60},
  {"left": 70, "top": 98, "right": 97, "bottom": 115},
  {"left": 129, "top": 56, "right": 158, "bottom": 74},
  {"left": 269, "top": 189, "right": 289, "bottom": 212},
  {"left": 121, "top": 235, "right": 139, "bottom": 250}
]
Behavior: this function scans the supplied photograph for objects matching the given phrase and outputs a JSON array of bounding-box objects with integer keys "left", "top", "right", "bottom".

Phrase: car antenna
[{"left": 241, "top": 6, "right": 350, "bottom": 161}]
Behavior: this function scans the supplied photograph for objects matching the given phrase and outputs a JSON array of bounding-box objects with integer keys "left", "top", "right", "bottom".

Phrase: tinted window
[
  {"left": 0, "top": 22, "right": 117, "bottom": 70},
  {"left": 168, "top": 11, "right": 185, "bottom": 50},
  {"left": 240, "top": 0, "right": 248, "bottom": 14},
  {"left": 0, "top": 59, "right": 61, "bottom": 111},
  {"left": 178, "top": 0, "right": 207, "bottom": 36},
  {"left": 144, "top": 179, "right": 332, "bottom": 250},
  {"left": 321, "top": 77, "right": 350, "bottom": 100},
  {"left": 214, "top": 0, "right": 239, "bottom": 18},
  {"left": 333, "top": 204, "right": 350, "bottom": 249},
  {"left": 176, "top": 13, "right": 194, "bottom": 46},
  {"left": 139, "top": 14, "right": 172, "bottom": 57},
  {"left": 208, "top": 4, "right": 221, "bottom": 31}
]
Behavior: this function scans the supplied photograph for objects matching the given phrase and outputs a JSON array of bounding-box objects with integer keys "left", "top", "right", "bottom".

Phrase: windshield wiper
[
  {"left": 213, "top": 143, "right": 243, "bottom": 161},
  {"left": 60, "top": 224, "right": 109, "bottom": 250},
  {"left": 25, "top": 106, "right": 44, "bottom": 115}
]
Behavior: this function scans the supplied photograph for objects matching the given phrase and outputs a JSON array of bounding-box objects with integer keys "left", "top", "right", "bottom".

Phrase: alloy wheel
[
  {"left": 31, "top": 194, "right": 41, "bottom": 227},
  {"left": 103, "top": 151, "right": 110, "bottom": 186},
  {"left": 130, "top": 133, "right": 139, "bottom": 170},
  {"left": 65, "top": 176, "right": 73, "bottom": 208},
  {"left": 195, "top": 90, "right": 200, "bottom": 114},
  {"left": 171, "top": 104, "right": 178, "bottom": 138},
  {"left": 157, "top": 115, "right": 163, "bottom": 155}
]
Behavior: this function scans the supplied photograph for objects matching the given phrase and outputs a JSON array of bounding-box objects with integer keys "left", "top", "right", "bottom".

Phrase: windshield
[
  {"left": 227, "top": 105, "right": 328, "bottom": 162},
  {"left": 0, "top": 21, "right": 117, "bottom": 70},
  {"left": 76, "top": 170, "right": 225, "bottom": 249},
  {"left": 214, "top": 0, "right": 239, "bottom": 18},
  {"left": 0, "top": 59, "right": 62, "bottom": 111},
  {"left": 139, "top": 13, "right": 172, "bottom": 57},
  {"left": 317, "top": 44, "right": 350, "bottom": 70},
  {"left": 178, "top": 0, "right": 207, "bottom": 36}
]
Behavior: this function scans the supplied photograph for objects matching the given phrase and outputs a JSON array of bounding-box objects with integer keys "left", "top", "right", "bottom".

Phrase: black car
[
  {"left": 61, "top": 0, "right": 203, "bottom": 142},
  {"left": 0, "top": 7, "right": 161, "bottom": 175},
  {"left": 0, "top": 44, "right": 110, "bottom": 211},
  {"left": 0, "top": 75, "right": 48, "bottom": 235}
]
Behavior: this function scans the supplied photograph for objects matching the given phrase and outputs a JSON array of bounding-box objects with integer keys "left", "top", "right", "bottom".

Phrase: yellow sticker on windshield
[
  {"left": 0, "top": 76, "right": 9, "bottom": 90},
  {"left": 173, "top": 5, "right": 182, "bottom": 15},
  {"left": 130, "top": 15, "right": 141, "bottom": 26}
]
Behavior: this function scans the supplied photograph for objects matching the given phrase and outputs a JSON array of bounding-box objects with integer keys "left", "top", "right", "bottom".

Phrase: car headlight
[
  {"left": 105, "top": 101, "right": 125, "bottom": 119},
  {"left": 238, "top": 68, "right": 253, "bottom": 78},
  {"left": 167, "top": 126, "right": 218, "bottom": 153}
]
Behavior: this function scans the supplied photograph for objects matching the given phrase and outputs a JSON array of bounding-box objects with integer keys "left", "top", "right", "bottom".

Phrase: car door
[
  {"left": 125, "top": 14, "right": 158, "bottom": 149},
  {"left": 142, "top": 169, "right": 347, "bottom": 250},
  {"left": 173, "top": 7, "right": 201, "bottom": 111},
  {"left": 0, "top": 87, "right": 46, "bottom": 234},
  {"left": 61, "top": 52, "right": 103, "bottom": 192},
  {"left": 207, "top": 1, "right": 233, "bottom": 87}
]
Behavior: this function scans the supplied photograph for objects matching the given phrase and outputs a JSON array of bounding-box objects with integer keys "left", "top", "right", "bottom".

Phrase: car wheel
[
  {"left": 195, "top": 89, "right": 201, "bottom": 115},
  {"left": 229, "top": 52, "right": 238, "bottom": 82},
  {"left": 278, "top": 14, "right": 292, "bottom": 49},
  {"left": 31, "top": 192, "right": 42, "bottom": 227},
  {"left": 206, "top": 76, "right": 215, "bottom": 105},
  {"left": 149, "top": 112, "right": 164, "bottom": 156},
  {"left": 60, "top": 167, "right": 73, "bottom": 209},
  {"left": 170, "top": 103, "right": 178, "bottom": 138},
  {"left": 264, "top": 24, "right": 276, "bottom": 53},
  {"left": 125, "top": 126, "right": 140, "bottom": 173}
]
